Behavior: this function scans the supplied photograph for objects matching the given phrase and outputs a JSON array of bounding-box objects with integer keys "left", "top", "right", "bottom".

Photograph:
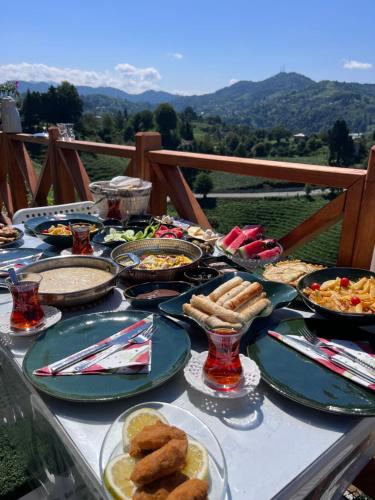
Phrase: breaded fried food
[
  {"left": 166, "top": 478, "right": 209, "bottom": 499},
  {"left": 130, "top": 423, "right": 187, "bottom": 457},
  {"left": 133, "top": 472, "right": 188, "bottom": 500},
  {"left": 131, "top": 439, "right": 188, "bottom": 486}
]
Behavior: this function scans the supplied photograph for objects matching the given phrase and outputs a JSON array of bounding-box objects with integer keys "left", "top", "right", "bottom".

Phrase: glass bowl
[{"left": 99, "top": 401, "right": 227, "bottom": 499}]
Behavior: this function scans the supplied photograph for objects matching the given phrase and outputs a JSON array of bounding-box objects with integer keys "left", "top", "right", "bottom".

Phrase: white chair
[{"left": 12, "top": 201, "right": 98, "bottom": 224}]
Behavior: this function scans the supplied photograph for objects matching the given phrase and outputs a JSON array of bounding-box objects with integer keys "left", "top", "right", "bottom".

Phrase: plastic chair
[{"left": 12, "top": 201, "right": 98, "bottom": 224}]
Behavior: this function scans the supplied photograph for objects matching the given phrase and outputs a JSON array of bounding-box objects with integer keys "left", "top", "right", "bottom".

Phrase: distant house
[
  {"left": 349, "top": 132, "right": 363, "bottom": 141},
  {"left": 293, "top": 132, "right": 307, "bottom": 140}
]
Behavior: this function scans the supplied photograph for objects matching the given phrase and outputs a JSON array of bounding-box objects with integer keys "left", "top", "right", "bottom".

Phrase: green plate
[
  {"left": 23, "top": 311, "right": 190, "bottom": 402},
  {"left": 159, "top": 271, "right": 297, "bottom": 327},
  {"left": 248, "top": 317, "right": 375, "bottom": 415}
]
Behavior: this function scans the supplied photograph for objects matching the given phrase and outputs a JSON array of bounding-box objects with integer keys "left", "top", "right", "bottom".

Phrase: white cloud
[
  {"left": 228, "top": 78, "right": 239, "bottom": 85},
  {"left": 342, "top": 59, "right": 372, "bottom": 70},
  {"left": 0, "top": 62, "right": 162, "bottom": 93},
  {"left": 170, "top": 53, "right": 183, "bottom": 60}
]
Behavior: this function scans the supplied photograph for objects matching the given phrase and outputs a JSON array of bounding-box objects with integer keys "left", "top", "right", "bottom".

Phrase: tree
[
  {"left": 225, "top": 132, "right": 240, "bottom": 153},
  {"left": 180, "top": 120, "right": 194, "bottom": 141},
  {"left": 194, "top": 172, "right": 213, "bottom": 198},
  {"left": 123, "top": 124, "right": 134, "bottom": 142},
  {"left": 99, "top": 113, "right": 114, "bottom": 142},
  {"left": 132, "top": 110, "right": 154, "bottom": 132},
  {"left": 270, "top": 125, "right": 290, "bottom": 144},
  {"left": 234, "top": 142, "right": 247, "bottom": 157},
  {"left": 114, "top": 110, "right": 124, "bottom": 131},
  {"left": 180, "top": 106, "right": 197, "bottom": 122},
  {"left": 154, "top": 104, "right": 178, "bottom": 133},
  {"left": 21, "top": 90, "right": 42, "bottom": 131},
  {"left": 328, "top": 120, "right": 354, "bottom": 166},
  {"left": 252, "top": 142, "right": 266, "bottom": 157},
  {"left": 44, "top": 81, "right": 83, "bottom": 123}
]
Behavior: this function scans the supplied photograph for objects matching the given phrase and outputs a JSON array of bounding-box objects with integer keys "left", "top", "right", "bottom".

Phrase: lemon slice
[
  {"left": 122, "top": 408, "right": 168, "bottom": 448},
  {"left": 103, "top": 453, "right": 137, "bottom": 500},
  {"left": 182, "top": 439, "right": 209, "bottom": 481}
]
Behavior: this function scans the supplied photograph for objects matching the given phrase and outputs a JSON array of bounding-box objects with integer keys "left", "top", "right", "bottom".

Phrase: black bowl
[
  {"left": 0, "top": 227, "right": 24, "bottom": 248},
  {"left": 33, "top": 219, "right": 103, "bottom": 249},
  {"left": 125, "top": 215, "right": 155, "bottom": 227},
  {"left": 93, "top": 226, "right": 124, "bottom": 248},
  {"left": 102, "top": 218, "right": 123, "bottom": 226},
  {"left": 184, "top": 267, "right": 221, "bottom": 284},
  {"left": 124, "top": 281, "right": 192, "bottom": 308},
  {"left": 184, "top": 237, "right": 214, "bottom": 256},
  {"left": 297, "top": 267, "right": 375, "bottom": 325}
]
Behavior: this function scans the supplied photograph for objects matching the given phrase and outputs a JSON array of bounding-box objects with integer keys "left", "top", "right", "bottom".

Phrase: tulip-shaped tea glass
[
  {"left": 6, "top": 273, "right": 45, "bottom": 330},
  {"left": 106, "top": 196, "right": 122, "bottom": 220},
  {"left": 203, "top": 328, "right": 244, "bottom": 391},
  {"left": 70, "top": 223, "right": 93, "bottom": 255}
]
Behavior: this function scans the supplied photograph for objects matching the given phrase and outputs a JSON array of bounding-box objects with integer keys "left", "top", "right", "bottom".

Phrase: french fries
[{"left": 303, "top": 276, "right": 375, "bottom": 314}]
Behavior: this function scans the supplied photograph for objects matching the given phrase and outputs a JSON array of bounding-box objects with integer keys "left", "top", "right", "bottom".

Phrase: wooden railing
[{"left": 0, "top": 127, "right": 374, "bottom": 268}]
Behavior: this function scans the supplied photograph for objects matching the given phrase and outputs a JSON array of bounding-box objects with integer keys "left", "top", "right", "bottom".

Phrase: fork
[
  {"left": 72, "top": 324, "right": 155, "bottom": 372},
  {"left": 299, "top": 325, "right": 375, "bottom": 373}
]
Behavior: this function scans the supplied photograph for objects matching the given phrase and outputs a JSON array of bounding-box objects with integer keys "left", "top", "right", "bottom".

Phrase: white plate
[
  {"left": 0, "top": 305, "right": 62, "bottom": 337},
  {"left": 184, "top": 351, "right": 261, "bottom": 399},
  {"left": 99, "top": 401, "right": 227, "bottom": 500}
]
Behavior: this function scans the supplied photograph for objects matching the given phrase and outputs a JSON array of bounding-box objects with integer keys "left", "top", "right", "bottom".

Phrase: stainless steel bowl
[
  {"left": 21, "top": 255, "right": 119, "bottom": 307},
  {"left": 111, "top": 238, "right": 203, "bottom": 282}
]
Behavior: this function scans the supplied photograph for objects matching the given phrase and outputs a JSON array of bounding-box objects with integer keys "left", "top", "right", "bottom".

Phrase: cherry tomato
[
  {"left": 310, "top": 283, "right": 321, "bottom": 291},
  {"left": 340, "top": 277, "right": 350, "bottom": 287},
  {"left": 351, "top": 296, "right": 361, "bottom": 306}
]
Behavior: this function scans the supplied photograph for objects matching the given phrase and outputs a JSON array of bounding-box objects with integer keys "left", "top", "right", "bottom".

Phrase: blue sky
[{"left": 1, "top": 0, "right": 375, "bottom": 94}]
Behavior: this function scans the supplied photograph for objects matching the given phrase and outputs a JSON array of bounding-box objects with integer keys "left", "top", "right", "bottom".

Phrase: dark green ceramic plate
[
  {"left": 159, "top": 271, "right": 297, "bottom": 327},
  {"left": 248, "top": 317, "right": 375, "bottom": 415},
  {"left": 23, "top": 311, "right": 190, "bottom": 402}
]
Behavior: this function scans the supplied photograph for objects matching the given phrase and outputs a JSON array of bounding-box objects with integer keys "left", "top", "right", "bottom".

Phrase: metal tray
[{"left": 21, "top": 255, "right": 119, "bottom": 307}]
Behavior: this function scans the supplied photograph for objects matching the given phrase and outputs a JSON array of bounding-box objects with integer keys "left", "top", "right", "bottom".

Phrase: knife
[
  {"left": 49, "top": 316, "right": 153, "bottom": 374},
  {"left": 289, "top": 336, "right": 375, "bottom": 385}
]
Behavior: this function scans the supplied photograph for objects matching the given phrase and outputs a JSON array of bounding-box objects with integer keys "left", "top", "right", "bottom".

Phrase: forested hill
[{"left": 18, "top": 72, "right": 375, "bottom": 132}]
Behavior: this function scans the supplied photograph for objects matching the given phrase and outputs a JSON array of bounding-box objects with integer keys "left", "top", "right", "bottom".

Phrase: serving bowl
[
  {"left": 216, "top": 237, "right": 283, "bottom": 270},
  {"left": 124, "top": 280, "right": 192, "bottom": 308},
  {"left": 184, "top": 266, "right": 220, "bottom": 284},
  {"left": 111, "top": 238, "right": 202, "bottom": 282},
  {"left": 0, "top": 227, "right": 24, "bottom": 248},
  {"left": 32, "top": 218, "right": 103, "bottom": 249},
  {"left": 21, "top": 255, "right": 119, "bottom": 307},
  {"left": 297, "top": 267, "right": 375, "bottom": 325}
]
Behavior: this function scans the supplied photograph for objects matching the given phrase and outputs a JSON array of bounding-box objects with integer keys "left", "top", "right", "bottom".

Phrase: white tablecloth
[{"left": 2, "top": 229, "right": 375, "bottom": 500}]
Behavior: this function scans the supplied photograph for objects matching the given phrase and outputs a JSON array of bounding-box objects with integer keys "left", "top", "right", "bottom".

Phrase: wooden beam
[
  {"left": 337, "top": 179, "right": 365, "bottom": 266},
  {"left": 351, "top": 148, "right": 375, "bottom": 268},
  {"left": 135, "top": 133, "right": 162, "bottom": 181},
  {"left": 148, "top": 150, "right": 365, "bottom": 189},
  {"left": 125, "top": 159, "right": 136, "bottom": 177},
  {"left": 57, "top": 139, "right": 135, "bottom": 158},
  {"left": 49, "top": 127, "right": 75, "bottom": 204},
  {"left": 6, "top": 133, "right": 49, "bottom": 145},
  {"left": 9, "top": 140, "right": 38, "bottom": 194},
  {"left": 1, "top": 134, "right": 28, "bottom": 212},
  {"left": 58, "top": 148, "right": 93, "bottom": 201},
  {"left": 279, "top": 193, "right": 346, "bottom": 255},
  {"left": 33, "top": 153, "right": 52, "bottom": 206},
  {"left": 134, "top": 133, "right": 167, "bottom": 215},
  {"left": 153, "top": 164, "right": 211, "bottom": 228}
]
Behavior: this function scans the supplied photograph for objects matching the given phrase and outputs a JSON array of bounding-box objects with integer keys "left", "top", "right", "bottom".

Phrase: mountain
[{"left": 17, "top": 73, "right": 375, "bottom": 132}]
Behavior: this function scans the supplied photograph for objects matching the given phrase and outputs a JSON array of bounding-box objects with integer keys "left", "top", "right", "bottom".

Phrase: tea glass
[
  {"left": 70, "top": 223, "right": 93, "bottom": 255},
  {"left": 6, "top": 273, "right": 45, "bottom": 331},
  {"left": 203, "top": 328, "right": 244, "bottom": 391},
  {"left": 106, "top": 196, "right": 122, "bottom": 220}
]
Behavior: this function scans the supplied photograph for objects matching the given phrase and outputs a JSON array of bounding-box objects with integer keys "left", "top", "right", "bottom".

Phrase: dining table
[{"left": 1, "top": 225, "right": 375, "bottom": 500}]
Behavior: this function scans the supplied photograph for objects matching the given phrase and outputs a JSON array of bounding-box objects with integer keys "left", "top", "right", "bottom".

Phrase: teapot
[{"left": 0, "top": 97, "right": 22, "bottom": 133}]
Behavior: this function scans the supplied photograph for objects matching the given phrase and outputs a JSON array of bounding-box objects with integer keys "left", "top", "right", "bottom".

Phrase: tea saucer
[
  {"left": 0, "top": 306, "right": 62, "bottom": 337},
  {"left": 60, "top": 244, "right": 104, "bottom": 257},
  {"left": 184, "top": 351, "right": 260, "bottom": 399}
]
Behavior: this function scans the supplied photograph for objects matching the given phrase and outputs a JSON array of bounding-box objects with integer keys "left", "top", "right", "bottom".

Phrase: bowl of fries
[{"left": 297, "top": 267, "right": 375, "bottom": 324}]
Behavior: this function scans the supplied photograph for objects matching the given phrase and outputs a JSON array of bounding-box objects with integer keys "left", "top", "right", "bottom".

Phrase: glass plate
[
  {"left": 216, "top": 237, "right": 283, "bottom": 270},
  {"left": 99, "top": 401, "right": 227, "bottom": 500}
]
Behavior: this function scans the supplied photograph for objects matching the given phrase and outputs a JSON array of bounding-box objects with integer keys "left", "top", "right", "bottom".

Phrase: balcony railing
[{"left": 0, "top": 127, "right": 374, "bottom": 268}]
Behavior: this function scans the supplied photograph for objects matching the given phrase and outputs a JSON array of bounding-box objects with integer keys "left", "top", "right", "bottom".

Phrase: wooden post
[
  {"left": 1, "top": 133, "right": 28, "bottom": 213},
  {"left": 135, "top": 132, "right": 167, "bottom": 215},
  {"left": 58, "top": 148, "right": 93, "bottom": 201},
  {"left": 48, "top": 127, "right": 76, "bottom": 204},
  {"left": 351, "top": 148, "right": 375, "bottom": 268}
]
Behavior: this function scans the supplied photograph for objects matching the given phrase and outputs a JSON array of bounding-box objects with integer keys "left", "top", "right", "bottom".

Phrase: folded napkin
[
  {"left": 109, "top": 175, "right": 142, "bottom": 189},
  {"left": 34, "top": 340, "right": 151, "bottom": 376},
  {"left": 34, "top": 315, "right": 154, "bottom": 377},
  {"left": 268, "top": 331, "right": 375, "bottom": 392}
]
